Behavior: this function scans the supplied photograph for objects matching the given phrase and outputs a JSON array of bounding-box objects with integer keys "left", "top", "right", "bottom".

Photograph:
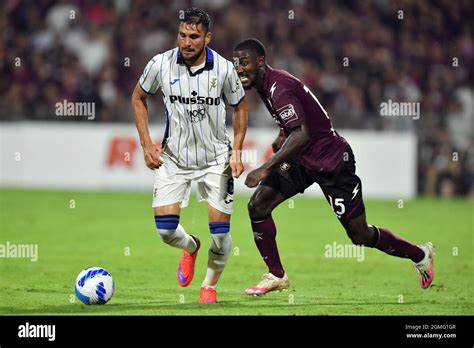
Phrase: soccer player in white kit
[{"left": 131, "top": 8, "right": 248, "bottom": 303}]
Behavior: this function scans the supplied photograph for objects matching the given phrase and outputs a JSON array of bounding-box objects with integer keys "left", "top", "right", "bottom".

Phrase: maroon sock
[
  {"left": 374, "top": 226, "right": 425, "bottom": 263},
  {"left": 251, "top": 216, "right": 285, "bottom": 278}
]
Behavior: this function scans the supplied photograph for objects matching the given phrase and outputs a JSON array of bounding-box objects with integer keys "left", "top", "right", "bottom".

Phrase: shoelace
[
  {"left": 415, "top": 265, "right": 427, "bottom": 277},
  {"left": 257, "top": 274, "right": 278, "bottom": 287},
  {"left": 415, "top": 260, "right": 432, "bottom": 282}
]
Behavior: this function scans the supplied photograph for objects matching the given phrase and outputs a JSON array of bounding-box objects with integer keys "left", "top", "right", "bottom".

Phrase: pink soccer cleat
[
  {"left": 414, "top": 242, "right": 435, "bottom": 289},
  {"left": 245, "top": 273, "right": 289, "bottom": 296},
  {"left": 200, "top": 286, "right": 217, "bottom": 304},
  {"left": 177, "top": 236, "right": 200, "bottom": 287}
]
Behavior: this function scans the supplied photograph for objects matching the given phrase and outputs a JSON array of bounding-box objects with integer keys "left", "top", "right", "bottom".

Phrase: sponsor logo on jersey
[
  {"left": 277, "top": 104, "right": 298, "bottom": 123},
  {"left": 169, "top": 90, "right": 220, "bottom": 105},
  {"left": 231, "top": 78, "right": 241, "bottom": 93},
  {"left": 186, "top": 108, "right": 207, "bottom": 123}
]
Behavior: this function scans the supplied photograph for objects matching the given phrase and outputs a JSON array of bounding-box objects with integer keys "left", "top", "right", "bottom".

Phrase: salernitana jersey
[
  {"left": 139, "top": 46, "right": 245, "bottom": 169},
  {"left": 257, "top": 65, "right": 347, "bottom": 173}
]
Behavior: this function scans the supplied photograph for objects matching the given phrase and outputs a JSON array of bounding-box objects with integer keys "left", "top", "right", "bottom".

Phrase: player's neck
[{"left": 255, "top": 65, "right": 267, "bottom": 92}]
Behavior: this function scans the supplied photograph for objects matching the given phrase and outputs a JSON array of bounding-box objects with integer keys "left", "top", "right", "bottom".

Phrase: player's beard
[{"left": 181, "top": 45, "right": 205, "bottom": 66}]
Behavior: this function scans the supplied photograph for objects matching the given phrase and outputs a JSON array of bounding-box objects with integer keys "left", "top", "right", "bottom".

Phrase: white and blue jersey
[{"left": 139, "top": 46, "right": 245, "bottom": 169}]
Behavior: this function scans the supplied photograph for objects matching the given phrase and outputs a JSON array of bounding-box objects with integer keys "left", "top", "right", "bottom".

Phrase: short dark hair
[
  {"left": 234, "top": 38, "right": 267, "bottom": 59},
  {"left": 179, "top": 7, "right": 211, "bottom": 32}
]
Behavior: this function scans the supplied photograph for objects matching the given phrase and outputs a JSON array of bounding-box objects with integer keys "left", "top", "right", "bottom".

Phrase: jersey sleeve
[
  {"left": 272, "top": 81, "right": 305, "bottom": 130},
  {"left": 139, "top": 54, "right": 163, "bottom": 95},
  {"left": 223, "top": 61, "right": 245, "bottom": 106}
]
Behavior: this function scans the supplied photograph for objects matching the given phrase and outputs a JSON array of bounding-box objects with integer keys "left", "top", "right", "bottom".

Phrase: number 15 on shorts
[{"left": 328, "top": 195, "right": 345, "bottom": 218}]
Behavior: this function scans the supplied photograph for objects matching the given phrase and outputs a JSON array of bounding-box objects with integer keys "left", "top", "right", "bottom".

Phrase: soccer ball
[{"left": 74, "top": 267, "right": 115, "bottom": 305}]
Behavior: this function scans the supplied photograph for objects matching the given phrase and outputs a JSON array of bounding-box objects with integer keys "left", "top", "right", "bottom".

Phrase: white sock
[
  {"left": 202, "top": 233, "right": 231, "bottom": 287},
  {"left": 157, "top": 224, "right": 197, "bottom": 253}
]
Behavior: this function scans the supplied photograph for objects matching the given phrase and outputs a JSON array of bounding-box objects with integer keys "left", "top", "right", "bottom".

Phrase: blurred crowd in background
[{"left": 1, "top": 0, "right": 473, "bottom": 197}]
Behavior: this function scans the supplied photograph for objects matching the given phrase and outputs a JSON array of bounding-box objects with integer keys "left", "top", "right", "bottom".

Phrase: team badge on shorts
[{"left": 280, "top": 162, "right": 291, "bottom": 171}]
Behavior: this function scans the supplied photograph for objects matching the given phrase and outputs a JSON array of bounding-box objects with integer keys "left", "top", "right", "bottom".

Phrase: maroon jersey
[{"left": 258, "top": 65, "right": 347, "bottom": 172}]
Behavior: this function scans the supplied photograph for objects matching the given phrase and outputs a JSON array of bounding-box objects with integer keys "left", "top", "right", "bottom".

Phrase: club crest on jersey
[
  {"left": 209, "top": 78, "right": 217, "bottom": 91},
  {"left": 277, "top": 104, "right": 298, "bottom": 123}
]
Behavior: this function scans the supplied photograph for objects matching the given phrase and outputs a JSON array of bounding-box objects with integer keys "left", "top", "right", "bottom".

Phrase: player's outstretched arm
[
  {"left": 131, "top": 83, "right": 164, "bottom": 170},
  {"left": 230, "top": 97, "right": 248, "bottom": 178},
  {"left": 245, "top": 124, "right": 309, "bottom": 188}
]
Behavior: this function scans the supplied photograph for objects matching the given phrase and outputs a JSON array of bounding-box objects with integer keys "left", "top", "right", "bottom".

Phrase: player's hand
[
  {"left": 142, "top": 143, "right": 164, "bottom": 170},
  {"left": 245, "top": 167, "right": 270, "bottom": 188},
  {"left": 230, "top": 151, "right": 245, "bottom": 178}
]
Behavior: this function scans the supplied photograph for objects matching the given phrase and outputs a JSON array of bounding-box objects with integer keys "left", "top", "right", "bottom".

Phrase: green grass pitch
[{"left": 0, "top": 188, "right": 472, "bottom": 315}]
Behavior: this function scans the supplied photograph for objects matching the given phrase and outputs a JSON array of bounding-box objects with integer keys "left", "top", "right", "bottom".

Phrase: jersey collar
[{"left": 177, "top": 46, "right": 214, "bottom": 76}]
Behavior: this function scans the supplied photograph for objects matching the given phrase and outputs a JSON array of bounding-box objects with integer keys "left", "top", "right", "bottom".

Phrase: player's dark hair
[
  {"left": 234, "top": 38, "right": 267, "bottom": 59},
  {"left": 180, "top": 7, "right": 211, "bottom": 32}
]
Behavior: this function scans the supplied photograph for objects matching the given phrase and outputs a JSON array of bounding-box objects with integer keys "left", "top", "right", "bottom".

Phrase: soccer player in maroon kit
[{"left": 233, "top": 38, "right": 435, "bottom": 295}]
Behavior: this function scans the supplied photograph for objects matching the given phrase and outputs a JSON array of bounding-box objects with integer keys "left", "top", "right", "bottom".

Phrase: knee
[
  {"left": 209, "top": 232, "right": 231, "bottom": 270},
  {"left": 345, "top": 224, "right": 371, "bottom": 246},
  {"left": 247, "top": 198, "right": 270, "bottom": 221},
  {"left": 210, "top": 232, "right": 232, "bottom": 253},
  {"left": 157, "top": 228, "right": 176, "bottom": 243},
  {"left": 155, "top": 215, "right": 179, "bottom": 243},
  {"left": 209, "top": 222, "right": 232, "bottom": 253}
]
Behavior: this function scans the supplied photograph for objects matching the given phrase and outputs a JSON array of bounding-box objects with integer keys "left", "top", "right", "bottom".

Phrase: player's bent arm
[
  {"left": 230, "top": 97, "right": 248, "bottom": 178},
  {"left": 272, "top": 128, "right": 288, "bottom": 153},
  {"left": 131, "top": 83, "right": 163, "bottom": 169},
  {"left": 132, "top": 84, "right": 154, "bottom": 147},
  {"left": 262, "top": 124, "right": 310, "bottom": 170}
]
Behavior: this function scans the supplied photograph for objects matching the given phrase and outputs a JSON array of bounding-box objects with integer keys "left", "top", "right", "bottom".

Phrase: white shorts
[{"left": 152, "top": 156, "right": 234, "bottom": 215}]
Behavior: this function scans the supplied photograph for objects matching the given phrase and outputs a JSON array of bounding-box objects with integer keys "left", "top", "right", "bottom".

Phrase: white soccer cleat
[
  {"left": 414, "top": 242, "right": 435, "bottom": 289},
  {"left": 245, "top": 273, "right": 290, "bottom": 296}
]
